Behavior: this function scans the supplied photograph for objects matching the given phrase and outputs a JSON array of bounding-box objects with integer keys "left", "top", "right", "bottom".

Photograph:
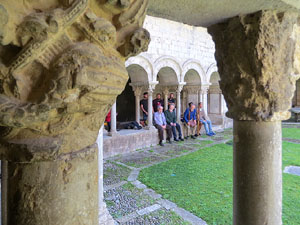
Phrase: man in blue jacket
[{"left": 183, "top": 102, "right": 197, "bottom": 139}]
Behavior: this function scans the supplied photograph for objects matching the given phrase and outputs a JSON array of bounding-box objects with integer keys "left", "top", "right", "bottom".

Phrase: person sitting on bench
[{"left": 197, "top": 102, "right": 216, "bottom": 136}]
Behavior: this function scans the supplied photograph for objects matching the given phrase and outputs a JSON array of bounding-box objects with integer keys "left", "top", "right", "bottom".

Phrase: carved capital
[
  {"left": 131, "top": 85, "right": 143, "bottom": 97},
  {"left": 176, "top": 84, "right": 184, "bottom": 93},
  {"left": 209, "top": 10, "right": 300, "bottom": 121},
  {"left": 0, "top": 0, "right": 150, "bottom": 162},
  {"left": 162, "top": 87, "right": 170, "bottom": 96}
]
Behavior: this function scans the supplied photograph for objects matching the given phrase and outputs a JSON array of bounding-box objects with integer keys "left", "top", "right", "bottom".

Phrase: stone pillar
[
  {"left": 133, "top": 86, "right": 142, "bottom": 124},
  {"left": 201, "top": 85, "right": 209, "bottom": 114},
  {"left": 233, "top": 121, "right": 282, "bottom": 224},
  {"left": 0, "top": 1, "right": 150, "bottom": 224},
  {"left": 176, "top": 84, "right": 184, "bottom": 122},
  {"left": 147, "top": 83, "right": 156, "bottom": 129},
  {"left": 163, "top": 87, "right": 169, "bottom": 110},
  {"left": 97, "top": 126, "right": 115, "bottom": 225},
  {"left": 7, "top": 144, "right": 99, "bottom": 225},
  {"left": 208, "top": 10, "right": 300, "bottom": 225},
  {"left": 108, "top": 102, "right": 118, "bottom": 136}
]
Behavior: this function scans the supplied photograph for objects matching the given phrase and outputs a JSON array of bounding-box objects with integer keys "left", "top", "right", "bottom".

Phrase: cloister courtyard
[{"left": 103, "top": 123, "right": 300, "bottom": 225}]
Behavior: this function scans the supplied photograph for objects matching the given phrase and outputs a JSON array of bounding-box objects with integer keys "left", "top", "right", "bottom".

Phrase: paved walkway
[{"left": 103, "top": 128, "right": 233, "bottom": 225}]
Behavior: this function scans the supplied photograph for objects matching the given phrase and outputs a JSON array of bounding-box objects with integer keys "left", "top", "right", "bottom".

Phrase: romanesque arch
[
  {"left": 126, "top": 55, "right": 154, "bottom": 84},
  {"left": 182, "top": 59, "right": 206, "bottom": 84},
  {"left": 153, "top": 56, "right": 182, "bottom": 83},
  {"left": 206, "top": 63, "right": 218, "bottom": 83}
]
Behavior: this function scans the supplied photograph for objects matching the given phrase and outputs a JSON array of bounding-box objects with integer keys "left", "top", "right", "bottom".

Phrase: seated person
[
  {"left": 154, "top": 105, "right": 173, "bottom": 146},
  {"left": 183, "top": 103, "right": 197, "bottom": 139},
  {"left": 164, "top": 103, "right": 184, "bottom": 142},
  {"left": 197, "top": 102, "right": 216, "bottom": 136}
]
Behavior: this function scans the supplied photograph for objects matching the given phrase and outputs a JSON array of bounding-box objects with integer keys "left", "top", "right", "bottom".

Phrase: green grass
[
  {"left": 139, "top": 141, "right": 300, "bottom": 225},
  {"left": 282, "top": 128, "right": 300, "bottom": 140}
]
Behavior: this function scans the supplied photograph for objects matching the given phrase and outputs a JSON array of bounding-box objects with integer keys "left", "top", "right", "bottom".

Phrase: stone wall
[
  {"left": 142, "top": 15, "right": 216, "bottom": 73},
  {"left": 103, "top": 130, "right": 159, "bottom": 158}
]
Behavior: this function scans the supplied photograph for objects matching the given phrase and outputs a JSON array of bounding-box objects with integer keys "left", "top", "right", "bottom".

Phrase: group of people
[{"left": 140, "top": 92, "right": 215, "bottom": 146}]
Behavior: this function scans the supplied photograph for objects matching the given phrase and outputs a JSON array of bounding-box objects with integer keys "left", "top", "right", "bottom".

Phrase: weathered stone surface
[
  {"left": 0, "top": 0, "right": 150, "bottom": 162},
  {"left": 7, "top": 144, "right": 99, "bottom": 225},
  {"left": 208, "top": 11, "right": 300, "bottom": 121},
  {"left": 0, "top": 0, "right": 150, "bottom": 224}
]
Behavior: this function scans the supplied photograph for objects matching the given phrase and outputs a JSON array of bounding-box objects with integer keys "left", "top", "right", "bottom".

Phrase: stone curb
[{"left": 104, "top": 181, "right": 127, "bottom": 191}]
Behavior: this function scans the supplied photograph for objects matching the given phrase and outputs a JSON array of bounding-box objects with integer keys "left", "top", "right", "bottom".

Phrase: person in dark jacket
[{"left": 164, "top": 103, "right": 184, "bottom": 141}]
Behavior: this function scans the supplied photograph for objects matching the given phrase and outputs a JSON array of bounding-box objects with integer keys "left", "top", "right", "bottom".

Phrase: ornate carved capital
[
  {"left": 131, "top": 85, "right": 143, "bottom": 97},
  {"left": 209, "top": 10, "right": 300, "bottom": 121},
  {"left": 0, "top": 0, "right": 150, "bottom": 162}
]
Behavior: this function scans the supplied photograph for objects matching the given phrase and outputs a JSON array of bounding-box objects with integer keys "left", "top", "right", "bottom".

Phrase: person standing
[
  {"left": 183, "top": 103, "right": 197, "bottom": 139},
  {"left": 153, "top": 93, "right": 164, "bottom": 112},
  {"left": 168, "top": 93, "right": 176, "bottom": 106},
  {"left": 164, "top": 103, "right": 184, "bottom": 141},
  {"left": 140, "top": 92, "right": 148, "bottom": 125},
  {"left": 105, "top": 110, "right": 111, "bottom": 132},
  {"left": 197, "top": 102, "right": 216, "bottom": 136},
  {"left": 154, "top": 106, "right": 172, "bottom": 146}
]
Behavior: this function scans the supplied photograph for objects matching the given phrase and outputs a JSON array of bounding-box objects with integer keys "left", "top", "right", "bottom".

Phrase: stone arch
[
  {"left": 206, "top": 63, "right": 218, "bottom": 83},
  {"left": 153, "top": 56, "right": 182, "bottom": 83},
  {"left": 125, "top": 55, "right": 153, "bottom": 83},
  {"left": 182, "top": 59, "right": 206, "bottom": 84}
]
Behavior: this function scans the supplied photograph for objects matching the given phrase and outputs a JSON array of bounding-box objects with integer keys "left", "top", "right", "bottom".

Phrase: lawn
[
  {"left": 139, "top": 141, "right": 300, "bottom": 225},
  {"left": 282, "top": 128, "right": 300, "bottom": 140}
]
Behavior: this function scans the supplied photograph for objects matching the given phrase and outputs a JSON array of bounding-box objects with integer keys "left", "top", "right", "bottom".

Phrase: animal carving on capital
[{"left": 0, "top": 0, "right": 150, "bottom": 161}]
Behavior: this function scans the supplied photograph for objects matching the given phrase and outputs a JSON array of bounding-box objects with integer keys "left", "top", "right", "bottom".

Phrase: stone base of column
[
  {"left": 108, "top": 131, "right": 120, "bottom": 137},
  {"left": 99, "top": 203, "right": 115, "bottom": 225},
  {"left": 146, "top": 125, "right": 156, "bottom": 130}
]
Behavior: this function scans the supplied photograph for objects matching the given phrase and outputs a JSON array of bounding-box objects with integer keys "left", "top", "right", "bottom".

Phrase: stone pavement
[{"left": 103, "top": 129, "right": 233, "bottom": 225}]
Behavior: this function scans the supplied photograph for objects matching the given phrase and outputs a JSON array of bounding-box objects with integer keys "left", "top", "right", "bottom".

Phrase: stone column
[
  {"left": 176, "top": 84, "right": 184, "bottom": 122},
  {"left": 208, "top": 10, "right": 300, "bottom": 225},
  {"left": 108, "top": 102, "right": 118, "bottom": 136},
  {"left": 133, "top": 86, "right": 142, "bottom": 124},
  {"left": 201, "top": 85, "right": 209, "bottom": 113},
  {"left": 147, "top": 83, "right": 156, "bottom": 129},
  {"left": 0, "top": 1, "right": 150, "bottom": 224},
  {"left": 163, "top": 87, "right": 169, "bottom": 110},
  {"left": 97, "top": 126, "right": 115, "bottom": 225}
]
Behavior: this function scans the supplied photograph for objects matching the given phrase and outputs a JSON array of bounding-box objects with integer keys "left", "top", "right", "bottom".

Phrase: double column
[
  {"left": 176, "top": 84, "right": 184, "bottom": 122},
  {"left": 163, "top": 87, "right": 169, "bottom": 110},
  {"left": 132, "top": 85, "right": 143, "bottom": 124},
  {"left": 201, "top": 85, "right": 209, "bottom": 114},
  {"left": 208, "top": 10, "right": 300, "bottom": 225},
  {"left": 108, "top": 102, "right": 118, "bottom": 136},
  {"left": 146, "top": 82, "right": 158, "bottom": 129}
]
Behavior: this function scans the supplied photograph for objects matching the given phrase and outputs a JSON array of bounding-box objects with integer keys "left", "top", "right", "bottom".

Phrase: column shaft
[
  {"left": 176, "top": 90, "right": 181, "bottom": 122},
  {"left": 135, "top": 94, "right": 141, "bottom": 123},
  {"left": 109, "top": 102, "right": 117, "bottom": 135},
  {"left": 98, "top": 126, "right": 114, "bottom": 225},
  {"left": 147, "top": 90, "right": 153, "bottom": 128},
  {"left": 164, "top": 94, "right": 168, "bottom": 110},
  {"left": 7, "top": 149, "right": 98, "bottom": 225},
  {"left": 233, "top": 120, "right": 282, "bottom": 225}
]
